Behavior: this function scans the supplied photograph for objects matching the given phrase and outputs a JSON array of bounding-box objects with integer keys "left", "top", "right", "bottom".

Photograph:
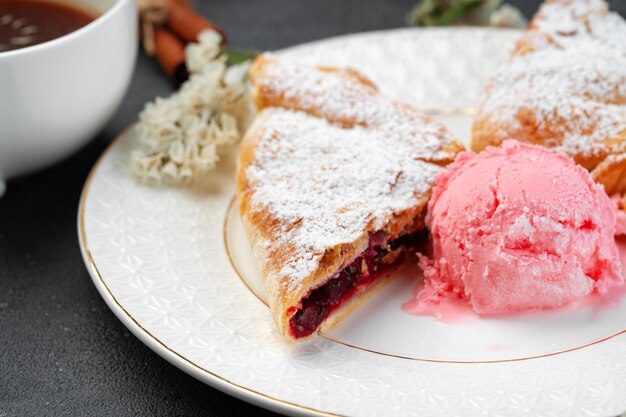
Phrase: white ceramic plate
[{"left": 78, "top": 28, "right": 626, "bottom": 417}]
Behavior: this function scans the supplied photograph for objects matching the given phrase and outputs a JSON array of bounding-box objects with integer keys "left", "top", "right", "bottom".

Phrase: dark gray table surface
[{"left": 2, "top": 1, "right": 625, "bottom": 416}]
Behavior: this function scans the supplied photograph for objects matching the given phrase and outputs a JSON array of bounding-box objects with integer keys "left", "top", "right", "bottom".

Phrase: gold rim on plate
[
  {"left": 222, "top": 196, "right": 626, "bottom": 364},
  {"left": 78, "top": 124, "right": 339, "bottom": 417}
]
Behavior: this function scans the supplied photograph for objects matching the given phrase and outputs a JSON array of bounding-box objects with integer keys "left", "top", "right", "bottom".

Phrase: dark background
[{"left": 2, "top": 1, "right": 625, "bottom": 416}]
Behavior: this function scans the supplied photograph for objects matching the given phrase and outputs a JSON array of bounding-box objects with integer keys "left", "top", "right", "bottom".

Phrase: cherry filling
[{"left": 289, "top": 231, "right": 426, "bottom": 339}]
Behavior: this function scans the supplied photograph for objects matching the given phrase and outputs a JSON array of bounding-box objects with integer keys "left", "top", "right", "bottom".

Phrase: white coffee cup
[{"left": 0, "top": 0, "right": 138, "bottom": 195}]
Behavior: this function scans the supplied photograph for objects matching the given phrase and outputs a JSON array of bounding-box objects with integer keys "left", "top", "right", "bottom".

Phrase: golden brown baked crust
[
  {"left": 237, "top": 54, "right": 461, "bottom": 341},
  {"left": 591, "top": 153, "right": 626, "bottom": 196},
  {"left": 472, "top": 0, "right": 626, "bottom": 194}
]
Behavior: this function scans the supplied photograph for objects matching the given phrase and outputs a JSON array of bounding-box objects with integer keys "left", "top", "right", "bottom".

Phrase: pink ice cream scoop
[{"left": 409, "top": 140, "right": 624, "bottom": 316}]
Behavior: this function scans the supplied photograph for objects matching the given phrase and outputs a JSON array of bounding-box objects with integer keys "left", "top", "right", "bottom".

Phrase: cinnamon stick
[
  {"left": 165, "top": 0, "right": 226, "bottom": 44},
  {"left": 154, "top": 27, "right": 189, "bottom": 86}
]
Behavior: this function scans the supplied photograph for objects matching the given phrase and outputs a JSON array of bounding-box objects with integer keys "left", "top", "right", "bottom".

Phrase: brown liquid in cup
[{"left": 0, "top": 0, "right": 97, "bottom": 52}]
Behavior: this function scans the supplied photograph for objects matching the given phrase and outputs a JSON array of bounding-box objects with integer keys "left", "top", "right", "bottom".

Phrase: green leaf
[
  {"left": 225, "top": 47, "right": 259, "bottom": 66},
  {"left": 433, "top": 0, "right": 485, "bottom": 25},
  {"left": 408, "top": 0, "right": 487, "bottom": 27}
]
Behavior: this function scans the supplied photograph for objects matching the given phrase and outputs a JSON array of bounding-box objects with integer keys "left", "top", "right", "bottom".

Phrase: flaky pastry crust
[
  {"left": 236, "top": 54, "right": 461, "bottom": 340},
  {"left": 471, "top": 0, "right": 626, "bottom": 194}
]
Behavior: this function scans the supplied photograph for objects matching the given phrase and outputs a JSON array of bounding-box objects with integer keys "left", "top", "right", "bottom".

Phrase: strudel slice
[
  {"left": 236, "top": 54, "right": 462, "bottom": 341},
  {"left": 472, "top": 0, "right": 626, "bottom": 195}
]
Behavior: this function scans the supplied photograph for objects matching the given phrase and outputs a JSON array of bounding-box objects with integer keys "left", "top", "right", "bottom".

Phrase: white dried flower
[
  {"left": 132, "top": 29, "right": 252, "bottom": 186},
  {"left": 185, "top": 30, "right": 224, "bottom": 74}
]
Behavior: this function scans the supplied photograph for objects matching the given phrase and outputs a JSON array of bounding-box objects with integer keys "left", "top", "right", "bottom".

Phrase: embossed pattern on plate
[{"left": 79, "top": 28, "right": 626, "bottom": 417}]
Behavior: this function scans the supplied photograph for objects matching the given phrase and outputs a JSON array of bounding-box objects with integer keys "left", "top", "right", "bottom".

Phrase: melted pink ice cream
[{"left": 408, "top": 141, "right": 624, "bottom": 316}]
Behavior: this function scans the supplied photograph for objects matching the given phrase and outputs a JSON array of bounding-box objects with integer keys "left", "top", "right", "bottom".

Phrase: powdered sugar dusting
[
  {"left": 476, "top": 0, "right": 626, "bottom": 160},
  {"left": 245, "top": 108, "right": 443, "bottom": 290},
  {"left": 257, "top": 55, "right": 460, "bottom": 163}
]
